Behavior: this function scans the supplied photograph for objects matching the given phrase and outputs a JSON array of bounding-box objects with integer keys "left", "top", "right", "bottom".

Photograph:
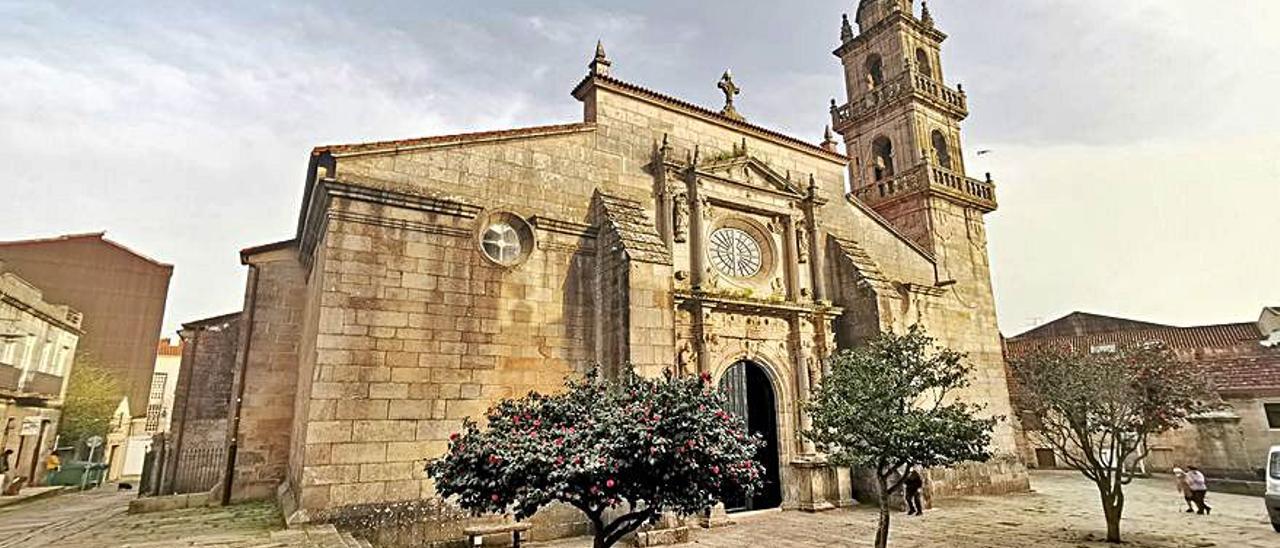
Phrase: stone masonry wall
[
  {"left": 294, "top": 194, "right": 596, "bottom": 516},
  {"left": 168, "top": 314, "right": 240, "bottom": 494},
  {"left": 228, "top": 249, "right": 306, "bottom": 502}
]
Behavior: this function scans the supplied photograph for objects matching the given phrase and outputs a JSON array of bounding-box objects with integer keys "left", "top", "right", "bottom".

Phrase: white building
[
  {"left": 107, "top": 338, "right": 183, "bottom": 481},
  {"left": 0, "top": 260, "right": 80, "bottom": 487}
]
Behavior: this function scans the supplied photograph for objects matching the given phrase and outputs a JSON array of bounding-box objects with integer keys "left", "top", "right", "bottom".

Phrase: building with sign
[{"left": 0, "top": 260, "right": 81, "bottom": 487}]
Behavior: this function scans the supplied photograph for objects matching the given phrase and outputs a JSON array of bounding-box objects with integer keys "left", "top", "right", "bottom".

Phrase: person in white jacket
[
  {"left": 1173, "top": 468, "right": 1194, "bottom": 513},
  {"left": 1186, "top": 466, "right": 1212, "bottom": 515}
]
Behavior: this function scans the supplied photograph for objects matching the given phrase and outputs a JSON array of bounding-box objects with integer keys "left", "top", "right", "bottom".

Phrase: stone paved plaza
[
  {"left": 0, "top": 472, "right": 1274, "bottom": 547},
  {"left": 664, "top": 471, "right": 1278, "bottom": 548}
]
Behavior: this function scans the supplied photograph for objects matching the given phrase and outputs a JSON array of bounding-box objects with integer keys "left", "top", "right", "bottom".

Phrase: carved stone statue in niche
[
  {"left": 796, "top": 226, "right": 810, "bottom": 263},
  {"left": 676, "top": 342, "right": 693, "bottom": 375},
  {"left": 673, "top": 192, "right": 689, "bottom": 243}
]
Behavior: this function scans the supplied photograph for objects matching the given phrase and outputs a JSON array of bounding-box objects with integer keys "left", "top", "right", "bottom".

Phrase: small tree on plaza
[
  {"left": 1009, "top": 343, "right": 1217, "bottom": 543},
  {"left": 426, "top": 369, "right": 765, "bottom": 548},
  {"left": 806, "top": 326, "right": 996, "bottom": 548},
  {"left": 60, "top": 353, "right": 121, "bottom": 459}
]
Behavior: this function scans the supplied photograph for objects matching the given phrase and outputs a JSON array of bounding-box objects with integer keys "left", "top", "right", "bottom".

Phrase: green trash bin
[{"left": 46, "top": 461, "right": 108, "bottom": 489}]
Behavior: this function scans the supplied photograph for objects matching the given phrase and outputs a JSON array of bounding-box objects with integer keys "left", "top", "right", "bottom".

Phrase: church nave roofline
[
  {"left": 572, "top": 73, "right": 848, "bottom": 165},
  {"left": 311, "top": 122, "right": 597, "bottom": 158}
]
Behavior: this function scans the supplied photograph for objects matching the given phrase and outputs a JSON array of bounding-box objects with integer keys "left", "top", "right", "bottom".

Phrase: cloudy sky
[{"left": 2, "top": 0, "right": 1277, "bottom": 337}]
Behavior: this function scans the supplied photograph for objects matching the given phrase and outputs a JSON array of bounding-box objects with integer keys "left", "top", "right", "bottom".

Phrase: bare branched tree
[{"left": 1010, "top": 343, "right": 1217, "bottom": 543}]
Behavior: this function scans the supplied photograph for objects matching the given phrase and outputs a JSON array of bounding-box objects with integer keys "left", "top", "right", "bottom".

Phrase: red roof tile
[
  {"left": 1200, "top": 354, "right": 1280, "bottom": 394},
  {"left": 1007, "top": 322, "right": 1263, "bottom": 354},
  {"left": 157, "top": 338, "right": 183, "bottom": 356},
  {"left": 1007, "top": 320, "right": 1280, "bottom": 393}
]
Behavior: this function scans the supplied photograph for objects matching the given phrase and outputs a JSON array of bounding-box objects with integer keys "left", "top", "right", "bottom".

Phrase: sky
[{"left": 2, "top": 0, "right": 1277, "bottom": 338}]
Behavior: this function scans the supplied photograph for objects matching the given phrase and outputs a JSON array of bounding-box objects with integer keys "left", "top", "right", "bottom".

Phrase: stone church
[{"left": 210, "top": 0, "right": 1028, "bottom": 542}]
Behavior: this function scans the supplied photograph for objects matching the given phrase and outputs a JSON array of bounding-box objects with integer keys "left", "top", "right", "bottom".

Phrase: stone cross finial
[
  {"left": 840, "top": 13, "right": 854, "bottom": 42},
  {"left": 718, "top": 70, "right": 744, "bottom": 121},
  {"left": 588, "top": 40, "right": 612, "bottom": 77},
  {"left": 921, "top": 2, "right": 935, "bottom": 27}
]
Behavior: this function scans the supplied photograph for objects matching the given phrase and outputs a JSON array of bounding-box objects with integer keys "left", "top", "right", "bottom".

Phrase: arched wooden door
[{"left": 718, "top": 360, "right": 782, "bottom": 511}]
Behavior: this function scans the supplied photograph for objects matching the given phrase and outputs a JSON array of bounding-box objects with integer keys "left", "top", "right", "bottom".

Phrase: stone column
[
  {"left": 783, "top": 215, "right": 802, "bottom": 303},
  {"left": 809, "top": 228, "right": 828, "bottom": 302},
  {"left": 685, "top": 164, "right": 711, "bottom": 377},
  {"left": 802, "top": 177, "right": 828, "bottom": 303},
  {"left": 655, "top": 138, "right": 674, "bottom": 251},
  {"left": 686, "top": 168, "right": 705, "bottom": 291},
  {"left": 790, "top": 315, "right": 816, "bottom": 456}
]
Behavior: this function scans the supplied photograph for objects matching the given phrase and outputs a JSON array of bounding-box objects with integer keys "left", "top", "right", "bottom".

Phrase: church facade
[{"left": 215, "top": 0, "right": 1027, "bottom": 542}]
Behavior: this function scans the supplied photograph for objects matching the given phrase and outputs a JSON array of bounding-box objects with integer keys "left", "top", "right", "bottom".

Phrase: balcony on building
[
  {"left": 831, "top": 66, "right": 968, "bottom": 135},
  {"left": 0, "top": 361, "right": 19, "bottom": 393},
  {"left": 22, "top": 370, "right": 65, "bottom": 399},
  {"left": 852, "top": 163, "right": 998, "bottom": 213}
]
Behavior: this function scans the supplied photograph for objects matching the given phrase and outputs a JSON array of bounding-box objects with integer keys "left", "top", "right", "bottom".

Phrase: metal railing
[{"left": 170, "top": 444, "right": 227, "bottom": 495}]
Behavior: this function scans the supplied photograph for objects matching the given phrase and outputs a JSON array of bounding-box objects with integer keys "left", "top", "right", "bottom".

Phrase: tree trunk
[
  {"left": 587, "top": 510, "right": 608, "bottom": 548},
  {"left": 874, "top": 473, "right": 892, "bottom": 548},
  {"left": 1097, "top": 484, "right": 1124, "bottom": 543}
]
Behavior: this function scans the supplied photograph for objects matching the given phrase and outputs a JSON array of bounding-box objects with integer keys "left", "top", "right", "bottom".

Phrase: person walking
[
  {"left": 1172, "top": 468, "right": 1194, "bottom": 513},
  {"left": 1186, "top": 466, "right": 1212, "bottom": 515},
  {"left": 0, "top": 449, "right": 11, "bottom": 493},
  {"left": 903, "top": 466, "right": 924, "bottom": 516},
  {"left": 44, "top": 452, "right": 61, "bottom": 485}
]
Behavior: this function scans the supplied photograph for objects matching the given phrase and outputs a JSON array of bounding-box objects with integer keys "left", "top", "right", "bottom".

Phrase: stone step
[{"left": 339, "top": 531, "right": 374, "bottom": 548}]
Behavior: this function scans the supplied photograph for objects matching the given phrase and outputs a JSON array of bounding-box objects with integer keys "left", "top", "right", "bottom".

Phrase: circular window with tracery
[
  {"left": 477, "top": 212, "right": 534, "bottom": 267},
  {"left": 709, "top": 226, "right": 764, "bottom": 278}
]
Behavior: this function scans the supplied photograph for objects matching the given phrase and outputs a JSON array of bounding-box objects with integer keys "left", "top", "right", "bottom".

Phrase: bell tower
[{"left": 830, "top": 0, "right": 997, "bottom": 267}]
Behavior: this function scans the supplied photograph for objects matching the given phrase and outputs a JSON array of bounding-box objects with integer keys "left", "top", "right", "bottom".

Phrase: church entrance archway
[{"left": 718, "top": 359, "right": 782, "bottom": 512}]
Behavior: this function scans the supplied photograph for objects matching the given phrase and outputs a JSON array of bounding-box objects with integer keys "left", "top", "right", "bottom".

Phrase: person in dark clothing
[
  {"left": 903, "top": 466, "right": 924, "bottom": 516},
  {"left": 0, "top": 449, "right": 11, "bottom": 493}
]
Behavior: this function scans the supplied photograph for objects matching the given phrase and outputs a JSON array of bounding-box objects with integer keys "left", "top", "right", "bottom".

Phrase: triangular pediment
[{"left": 698, "top": 155, "right": 806, "bottom": 198}]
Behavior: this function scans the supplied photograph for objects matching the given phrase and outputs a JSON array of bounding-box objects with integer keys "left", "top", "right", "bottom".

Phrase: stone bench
[{"left": 463, "top": 521, "right": 532, "bottom": 547}]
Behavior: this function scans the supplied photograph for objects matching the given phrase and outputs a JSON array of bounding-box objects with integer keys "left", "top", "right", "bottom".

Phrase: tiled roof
[
  {"left": 591, "top": 192, "right": 670, "bottom": 265},
  {"left": 157, "top": 338, "right": 183, "bottom": 356},
  {"left": 1012, "top": 311, "right": 1173, "bottom": 339},
  {"left": 1007, "top": 322, "right": 1263, "bottom": 354},
  {"left": 1006, "top": 320, "right": 1280, "bottom": 394},
  {"left": 0, "top": 231, "right": 173, "bottom": 269},
  {"left": 573, "top": 74, "right": 848, "bottom": 163},
  {"left": 311, "top": 123, "right": 596, "bottom": 157},
  {"left": 1201, "top": 354, "right": 1280, "bottom": 394}
]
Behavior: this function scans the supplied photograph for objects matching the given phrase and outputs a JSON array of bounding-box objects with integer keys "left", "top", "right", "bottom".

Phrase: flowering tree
[
  {"left": 1009, "top": 343, "right": 1217, "bottom": 543},
  {"left": 426, "top": 370, "right": 765, "bottom": 548},
  {"left": 806, "top": 327, "right": 996, "bottom": 548}
]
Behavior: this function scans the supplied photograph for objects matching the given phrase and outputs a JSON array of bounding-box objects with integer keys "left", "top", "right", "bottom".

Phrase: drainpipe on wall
[{"left": 222, "top": 265, "right": 259, "bottom": 506}]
